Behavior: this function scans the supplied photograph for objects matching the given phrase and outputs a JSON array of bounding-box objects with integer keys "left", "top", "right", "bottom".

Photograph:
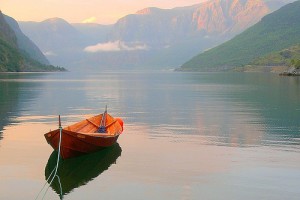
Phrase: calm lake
[{"left": 0, "top": 71, "right": 299, "bottom": 200}]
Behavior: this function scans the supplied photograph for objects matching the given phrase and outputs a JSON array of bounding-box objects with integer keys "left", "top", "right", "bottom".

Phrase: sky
[{"left": 1, "top": 0, "right": 206, "bottom": 24}]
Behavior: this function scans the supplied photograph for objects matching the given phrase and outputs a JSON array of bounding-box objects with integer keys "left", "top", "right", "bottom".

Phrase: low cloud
[
  {"left": 82, "top": 17, "right": 97, "bottom": 23},
  {"left": 83, "top": 41, "right": 148, "bottom": 52},
  {"left": 43, "top": 51, "right": 57, "bottom": 56}
]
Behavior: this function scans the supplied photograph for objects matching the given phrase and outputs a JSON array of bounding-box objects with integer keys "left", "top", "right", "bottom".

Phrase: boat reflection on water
[{"left": 45, "top": 143, "right": 122, "bottom": 198}]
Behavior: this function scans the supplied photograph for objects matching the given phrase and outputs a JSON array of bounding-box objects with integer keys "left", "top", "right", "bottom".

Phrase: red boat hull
[
  {"left": 45, "top": 129, "right": 120, "bottom": 159},
  {"left": 44, "top": 114, "right": 123, "bottom": 159}
]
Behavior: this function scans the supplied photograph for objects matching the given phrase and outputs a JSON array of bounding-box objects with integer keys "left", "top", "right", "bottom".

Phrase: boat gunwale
[{"left": 46, "top": 129, "right": 121, "bottom": 139}]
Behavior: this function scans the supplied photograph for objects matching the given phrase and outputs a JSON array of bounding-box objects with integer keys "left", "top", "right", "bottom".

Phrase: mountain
[
  {"left": 4, "top": 15, "right": 50, "bottom": 65},
  {"left": 90, "top": 0, "right": 280, "bottom": 69},
  {"left": 0, "top": 11, "right": 17, "bottom": 47},
  {"left": 109, "top": 0, "right": 288, "bottom": 49},
  {"left": 18, "top": 0, "right": 287, "bottom": 70},
  {"left": 0, "top": 11, "right": 65, "bottom": 72},
  {"left": 0, "top": 11, "right": 22, "bottom": 72},
  {"left": 109, "top": 0, "right": 271, "bottom": 45},
  {"left": 19, "top": 18, "right": 86, "bottom": 53},
  {"left": 19, "top": 18, "right": 108, "bottom": 69},
  {"left": 180, "top": 0, "right": 300, "bottom": 71}
]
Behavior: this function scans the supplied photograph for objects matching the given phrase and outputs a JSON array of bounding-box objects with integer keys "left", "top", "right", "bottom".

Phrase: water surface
[{"left": 0, "top": 71, "right": 299, "bottom": 199}]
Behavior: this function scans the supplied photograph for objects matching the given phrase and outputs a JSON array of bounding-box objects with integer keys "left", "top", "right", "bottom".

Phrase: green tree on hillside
[{"left": 290, "top": 59, "right": 300, "bottom": 69}]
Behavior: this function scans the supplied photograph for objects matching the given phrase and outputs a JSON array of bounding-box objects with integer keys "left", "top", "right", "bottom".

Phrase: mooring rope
[
  {"left": 56, "top": 175, "right": 63, "bottom": 199},
  {"left": 35, "top": 116, "right": 63, "bottom": 200}
]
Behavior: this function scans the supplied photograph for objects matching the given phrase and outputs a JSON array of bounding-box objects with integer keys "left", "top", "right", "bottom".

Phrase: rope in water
[{"left": 35, "top": 116, "right": 63, "bottom": 200}]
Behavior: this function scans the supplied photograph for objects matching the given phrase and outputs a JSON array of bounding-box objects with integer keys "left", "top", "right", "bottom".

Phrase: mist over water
[{"left": 0, "top": 71, "right": 299, "bottom": 199}]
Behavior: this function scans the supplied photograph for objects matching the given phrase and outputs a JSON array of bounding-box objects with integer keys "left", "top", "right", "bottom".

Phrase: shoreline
[{"left": 232, "top": 65, "right": 289, "bottom": 73}]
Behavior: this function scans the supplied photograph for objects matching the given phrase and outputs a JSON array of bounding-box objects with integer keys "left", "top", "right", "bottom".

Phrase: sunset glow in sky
[{"left": 1, "top": 0, "right": 206, "bottom": 24}]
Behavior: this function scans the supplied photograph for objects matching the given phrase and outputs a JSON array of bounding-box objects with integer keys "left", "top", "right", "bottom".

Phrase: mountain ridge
[
  {"left": 17, "top": 0, "right": 289, "bottom": 70},
  {"left": 0, "top": 11, "right": 65, "bottom": 72},
  {"left": 4, "top": 14, "right": 50, "bottom": 65},
  {"left": 180, "top": 0, "right": 300, "bottom": 71},
  {"left": 110, "top": 0, "right": 271, "bottom": 43},
  {"left": 0, "top": 11, "right": 17, "bottom": 48}
]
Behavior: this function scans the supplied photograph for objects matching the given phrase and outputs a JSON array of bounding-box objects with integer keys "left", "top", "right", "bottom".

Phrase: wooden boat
[{"left": 44, "top": 112, "right": 124, "bottom": 159}]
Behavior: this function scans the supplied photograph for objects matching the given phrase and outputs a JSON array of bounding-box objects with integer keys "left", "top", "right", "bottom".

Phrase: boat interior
[{"left": 64, "top": 114, "right": 122, "bottom": 136}]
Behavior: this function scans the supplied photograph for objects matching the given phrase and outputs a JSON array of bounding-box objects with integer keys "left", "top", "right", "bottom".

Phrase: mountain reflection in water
[
  {"left": 0, "top": 73, "right": 47, "bottom": 138},
  {"left": 45, "top": 143, "right": 122, "bottom": 197}
]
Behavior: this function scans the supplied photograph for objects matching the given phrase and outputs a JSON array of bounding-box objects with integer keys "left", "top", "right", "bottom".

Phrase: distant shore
[
  {"left": 232, "top": 65, "right": 289, "bottom": 73},
  {"left": 177, "top": 65, "right": 291, "bottom": 73},
  {"left": 232, "top": 65, "right": 300, "bottom": 76}
]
